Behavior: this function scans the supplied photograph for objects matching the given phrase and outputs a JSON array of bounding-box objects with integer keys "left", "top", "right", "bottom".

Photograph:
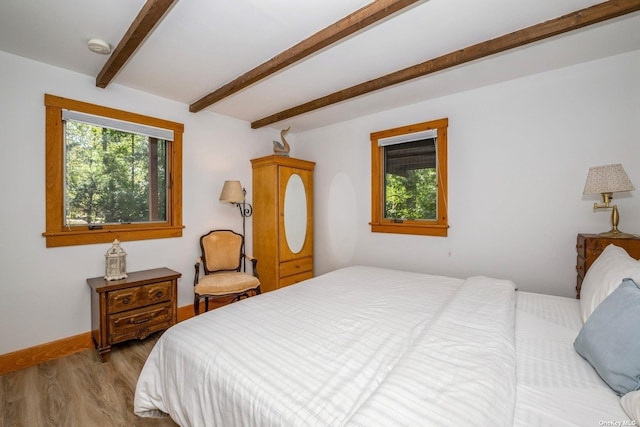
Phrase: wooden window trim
[
  {"left": 370, "top": 118, "right": 448, "bottom": 237},
  {"left": 43, "top": 94, "right": 184, "bottom": 247}
]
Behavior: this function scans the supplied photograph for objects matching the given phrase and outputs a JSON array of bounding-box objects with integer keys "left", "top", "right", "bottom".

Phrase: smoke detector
[{"left": 88, "top": 38, "right": 111, "bottom": 55}]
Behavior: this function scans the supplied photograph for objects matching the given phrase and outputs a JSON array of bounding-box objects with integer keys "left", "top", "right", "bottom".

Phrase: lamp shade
[
  {"left": 219, "top": 180, "right": 245, "bottom": 203},
  {"left": 583, "top": 164, "right": 634, "bottom": 195}
]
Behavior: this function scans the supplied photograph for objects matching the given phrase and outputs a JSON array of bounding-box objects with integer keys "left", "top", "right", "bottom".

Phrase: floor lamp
[{"left": 219, "top": 180, "right": 253, "bottom": 271}]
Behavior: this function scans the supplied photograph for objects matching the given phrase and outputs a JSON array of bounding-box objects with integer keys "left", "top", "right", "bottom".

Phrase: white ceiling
[{"left": 1, "top": 0, "right": 639, "bottom": 132}]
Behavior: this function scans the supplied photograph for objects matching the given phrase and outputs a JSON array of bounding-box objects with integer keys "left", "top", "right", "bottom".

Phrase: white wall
[
  {"left": 0, "top": 51, "right": 279, "bottom": 354},
  {"left": 295, "top": 49, "right": 640, "bottom": 299},
  {"left": 2, "top": 48, "right": 639, "bottom": 356}
]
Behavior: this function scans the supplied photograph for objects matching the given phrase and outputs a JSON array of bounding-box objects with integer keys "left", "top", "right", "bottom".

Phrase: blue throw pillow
[{"left": 574, "top": 277, "right": 640, "bottom": 396}]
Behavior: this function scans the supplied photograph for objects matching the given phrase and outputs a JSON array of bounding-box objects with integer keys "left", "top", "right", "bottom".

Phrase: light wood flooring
[{"left": 0, "top": 332, "right": 178, "bottom": 427}]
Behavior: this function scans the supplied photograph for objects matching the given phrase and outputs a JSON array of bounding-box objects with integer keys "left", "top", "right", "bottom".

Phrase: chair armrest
[
  {"left": 193, "top": 257, "right": 202, "bottom": 286},
  {"left": 244, "top": 254, "right": 259, "bottom": 278}
]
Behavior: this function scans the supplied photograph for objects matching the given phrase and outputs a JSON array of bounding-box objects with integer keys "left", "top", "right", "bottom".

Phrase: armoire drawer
[
  {"left": 280, "top": 271, "right": 313, "bottom": 288},
  {"left": 279, "top": 257, "right": 313, "bottom": 278}
]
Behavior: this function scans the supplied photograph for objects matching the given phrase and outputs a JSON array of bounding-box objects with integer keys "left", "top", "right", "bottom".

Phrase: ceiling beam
[
  {"left": 189, "top": 0, "right": 423, "bottom": 113},
  {"left": 251, "top": 0, "right": 640, "bottom": 129},
  {"left": 96, "top": 0, "right": 177, "bottom": 89}
]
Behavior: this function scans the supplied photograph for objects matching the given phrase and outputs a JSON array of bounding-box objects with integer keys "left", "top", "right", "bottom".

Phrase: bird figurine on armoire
[{"left": 272, "top": 126, "right": 291, "bottom": 157}]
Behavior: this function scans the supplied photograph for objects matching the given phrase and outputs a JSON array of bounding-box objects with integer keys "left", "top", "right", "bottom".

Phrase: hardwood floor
[{"left": 0, "top": 332, "right": 178, "bottom": 427}]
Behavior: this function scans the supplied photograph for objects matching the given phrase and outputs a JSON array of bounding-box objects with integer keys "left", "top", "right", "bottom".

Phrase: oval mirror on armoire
[{"left": 283, "top": 173, "right": 307, "bottom": 254}]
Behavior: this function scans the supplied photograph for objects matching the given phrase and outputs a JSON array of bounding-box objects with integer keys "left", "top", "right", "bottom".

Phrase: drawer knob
[
  {"left": 152, "top": 290, "right": 164, "bottom": 298},
  {"left": 121, "top": 296, "right": 131, "bottom": 305}
]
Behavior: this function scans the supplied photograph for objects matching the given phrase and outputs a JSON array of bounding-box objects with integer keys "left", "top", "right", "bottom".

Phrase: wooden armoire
[{"left": 251, "top": 155, "right": 315, "bottom": 293}]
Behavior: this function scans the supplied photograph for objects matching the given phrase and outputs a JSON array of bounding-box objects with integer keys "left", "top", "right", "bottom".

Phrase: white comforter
[{"left": 134, "top": 266, "right": 517, "bottom": 427}]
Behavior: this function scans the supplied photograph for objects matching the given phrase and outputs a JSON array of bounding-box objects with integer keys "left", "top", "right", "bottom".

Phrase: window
[
  {"left": 370, "top": 118, "right": 448, "bottom": 236},
  {"left": 43, "top": 94, "right": 184, "bottom": 247}
]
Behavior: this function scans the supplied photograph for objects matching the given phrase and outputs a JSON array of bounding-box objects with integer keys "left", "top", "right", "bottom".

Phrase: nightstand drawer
[
  {"left": 279, "top": 257, "right": 313, "bottom": 278},
  {"left": 109, "top": 302, "right": 173, "bottom": 343},
  {"left": 108, "top": 281, "right": 172, "bottom": 313}
]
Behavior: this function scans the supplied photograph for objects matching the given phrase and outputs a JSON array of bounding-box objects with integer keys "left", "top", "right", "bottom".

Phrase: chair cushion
[{"left": 195, "top": 272, "right": 260, "bottom": 296}]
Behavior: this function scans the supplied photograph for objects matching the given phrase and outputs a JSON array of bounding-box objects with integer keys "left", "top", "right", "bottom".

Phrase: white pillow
[
  {"left": 579, "top": 244, "right": 640, "bottom": 323},
  {"left": 621, "top": 390, "right": 640, "bottom": 423}
]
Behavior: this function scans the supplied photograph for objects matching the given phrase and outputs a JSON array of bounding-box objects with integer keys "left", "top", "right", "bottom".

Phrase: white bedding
[
  {"left": 513, "top": 291, "right": 629, "bottom": 426},
  {"left": 134, "top": 266, "right": 627, "bottom": 426}
]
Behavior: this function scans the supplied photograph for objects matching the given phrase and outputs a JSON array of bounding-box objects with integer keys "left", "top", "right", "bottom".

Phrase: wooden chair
[{"left": 193, "top": 230, "right": 260, "bottom": 315}]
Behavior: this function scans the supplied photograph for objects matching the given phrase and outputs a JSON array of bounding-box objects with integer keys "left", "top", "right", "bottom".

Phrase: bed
[{"left": 134, "top": 246, "right": 640, "bottom": 426}]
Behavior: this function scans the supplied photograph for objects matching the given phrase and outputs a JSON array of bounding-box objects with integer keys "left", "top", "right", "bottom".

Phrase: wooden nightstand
[
  {"left": 88, "top": 268, "right": 181, "bottom": 362},
  {"left": 575, "top": 234, "right": 640, "bottom": 299}
]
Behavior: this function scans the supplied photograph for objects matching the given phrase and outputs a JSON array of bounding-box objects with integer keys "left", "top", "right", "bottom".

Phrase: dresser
[
  {"left": 575, "top": 233, "right": 640, "bottom": 299},
  {"left": 251, "top": 155, "right": 315, "bottom": 293},
  {"left": 88, "top": 267, "right": 181, "bottom": 362}
]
